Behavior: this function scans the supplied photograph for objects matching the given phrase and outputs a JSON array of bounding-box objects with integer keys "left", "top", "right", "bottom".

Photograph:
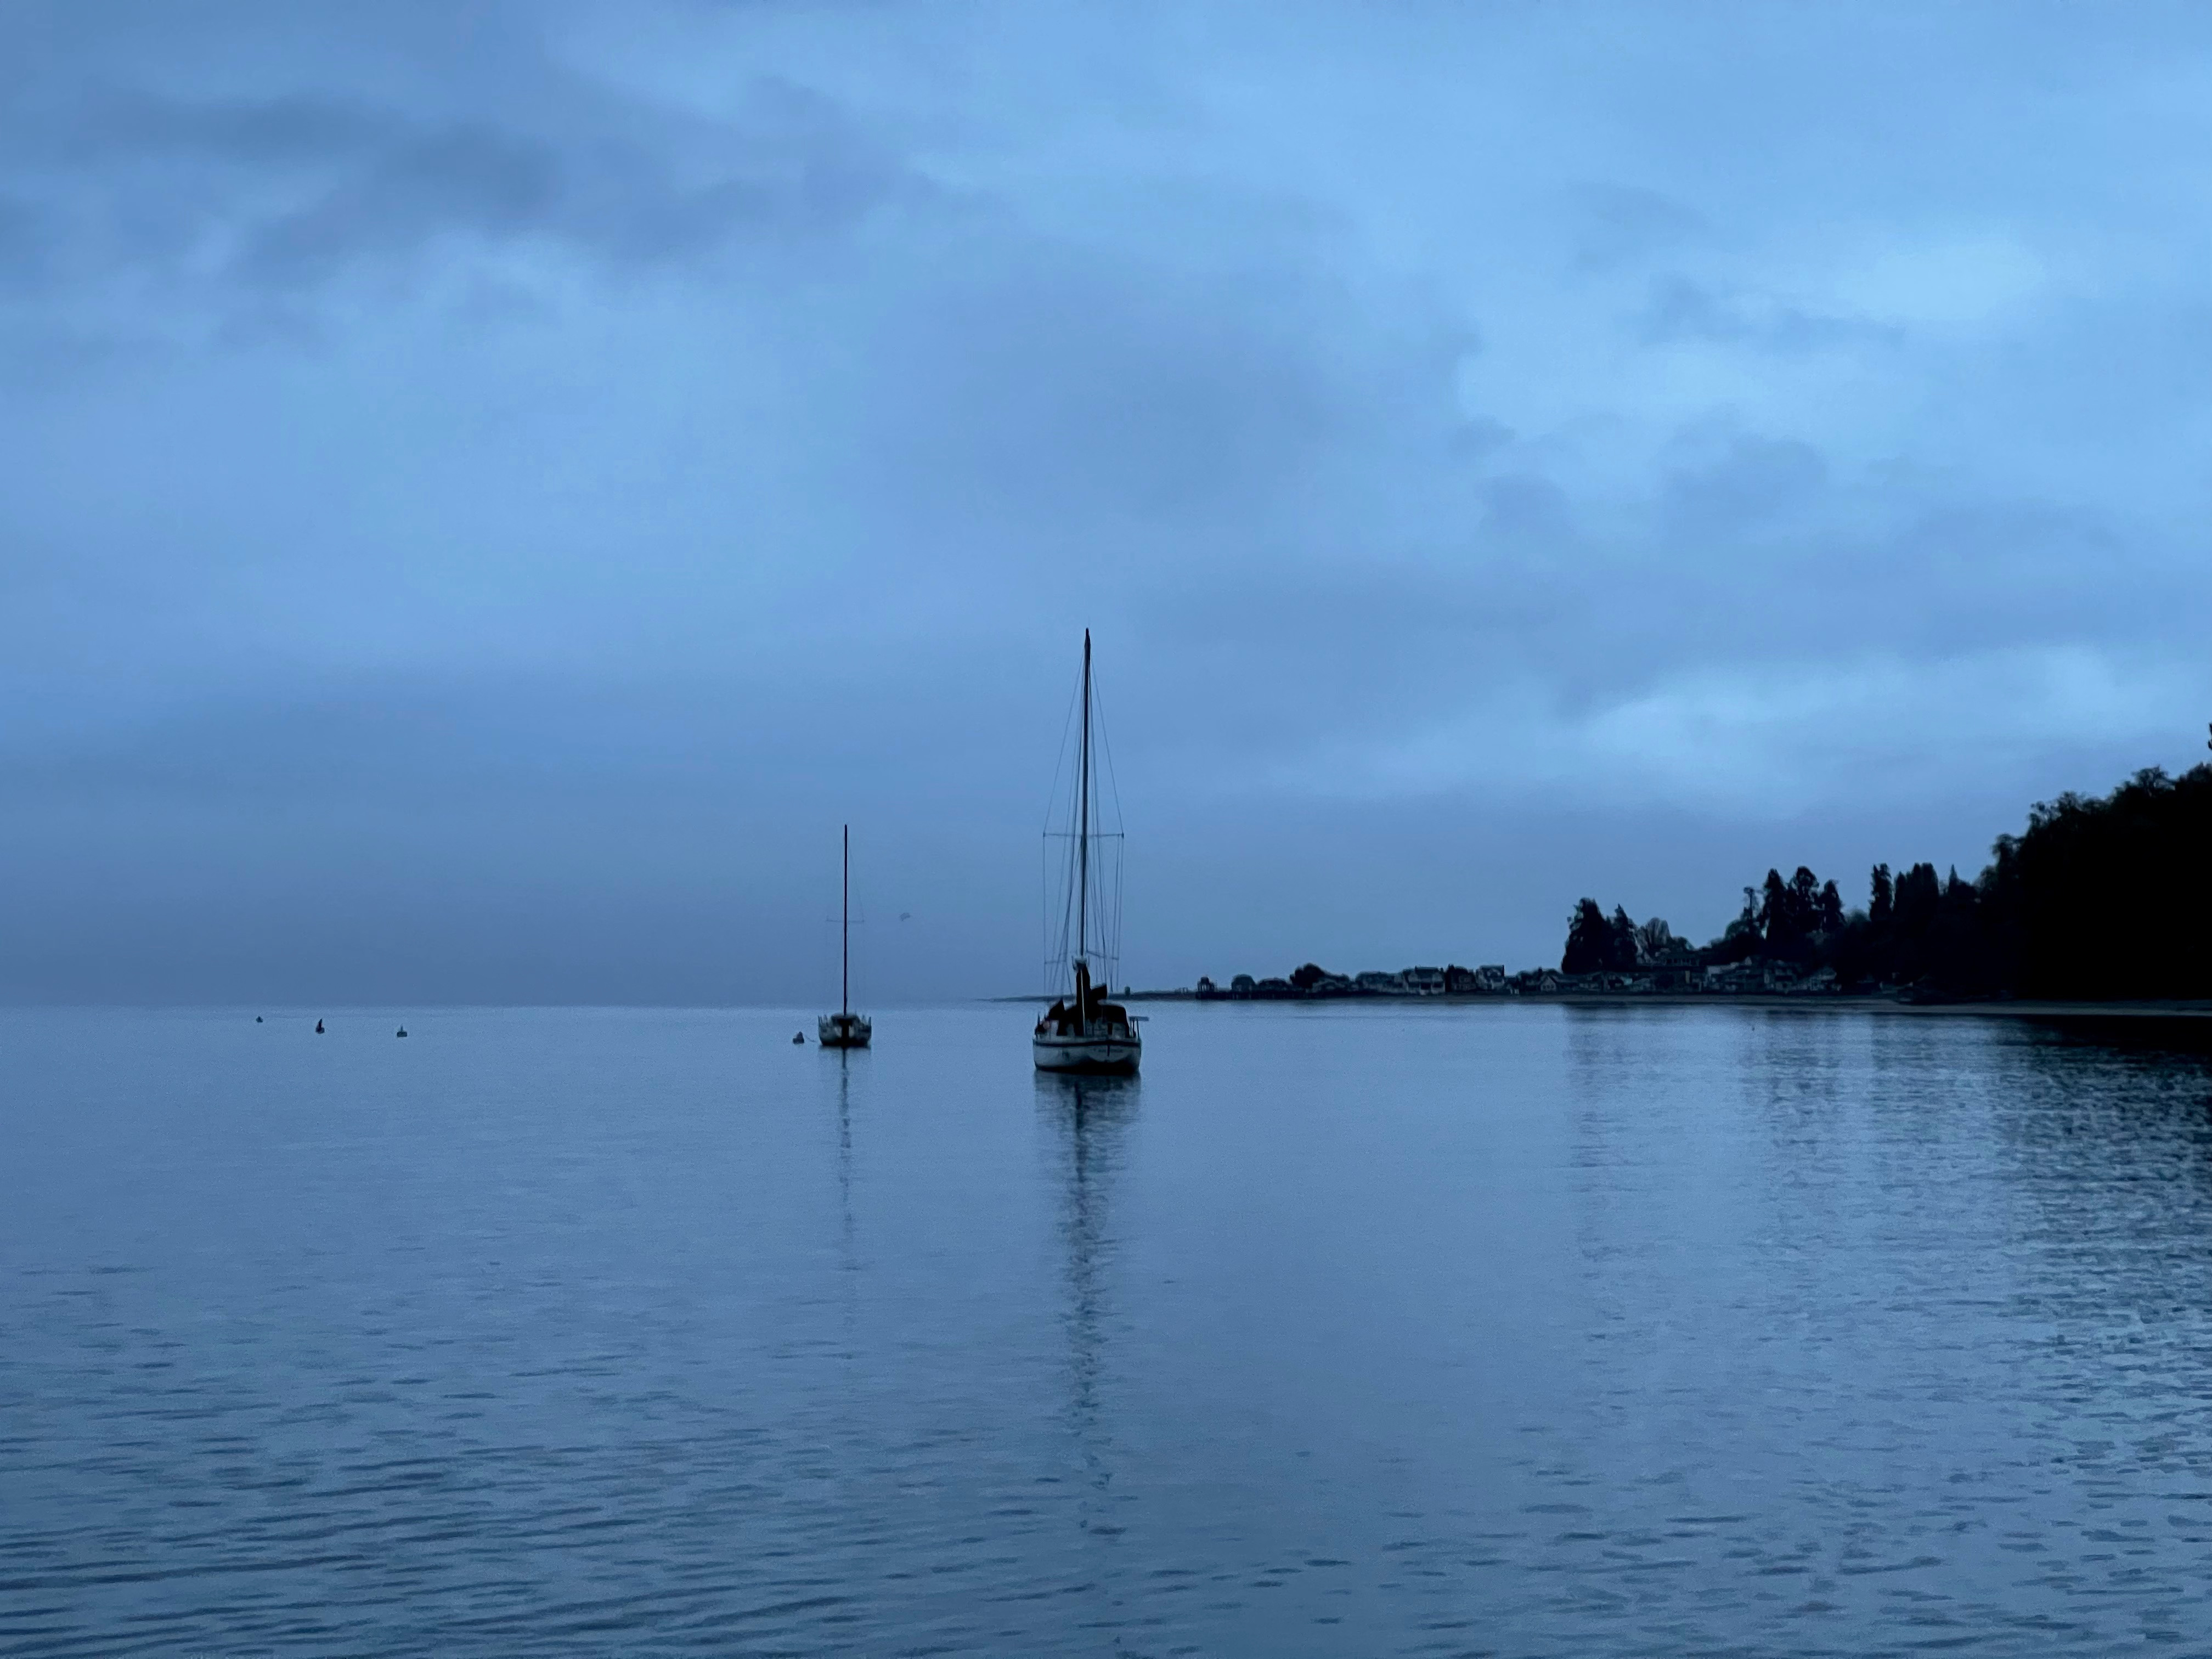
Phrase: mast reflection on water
[{"left": 1035, "top": 1073, "right": 1140, "bottom": 1554}]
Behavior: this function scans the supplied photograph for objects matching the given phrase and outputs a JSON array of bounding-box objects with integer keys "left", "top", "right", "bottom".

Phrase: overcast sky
[{"left": 2, "top": 2, "right": 2207, "bottom": 1004}]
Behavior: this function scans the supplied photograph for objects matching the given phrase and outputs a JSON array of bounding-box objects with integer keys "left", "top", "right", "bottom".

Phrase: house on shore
[{"left": 1703, "top": 961, "right": 1763, "bottom": 993}]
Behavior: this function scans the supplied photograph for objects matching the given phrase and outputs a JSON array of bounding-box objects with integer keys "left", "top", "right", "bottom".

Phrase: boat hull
[
  {"left": 1032, "top": 1031, "right": 1141, "bottom": 1075},
  {"left": 818, "top": 1014, "right": 872, "bottom": 1048}
]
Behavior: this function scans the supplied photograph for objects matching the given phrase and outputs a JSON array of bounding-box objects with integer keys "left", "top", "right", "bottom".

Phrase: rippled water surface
[{"left": 7, "top": 1003, "right": 2212, "bottom": 1656}]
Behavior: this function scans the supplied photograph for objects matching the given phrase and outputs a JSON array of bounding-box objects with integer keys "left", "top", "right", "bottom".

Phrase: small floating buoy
[
  {"left": 255, "top": 1015, "right": 263, "bottom": 1023},
  {"left": 396, "top": 1027, "right": 408, "bottom": 1039},
  {"left": 315, "top": 1019, "right": 325, "bottom": 1034},
  {"left": 793, "top": 1031, "right": 805, "bottom": 1044}
]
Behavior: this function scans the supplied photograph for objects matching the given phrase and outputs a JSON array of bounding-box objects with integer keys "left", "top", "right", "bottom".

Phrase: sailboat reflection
[
  {"left": 1036, "top": 1071, "right": 1139, "bottom": 1536},
  {"left": 834, "top": 1054, "right": 856, "bottom": 1278}
]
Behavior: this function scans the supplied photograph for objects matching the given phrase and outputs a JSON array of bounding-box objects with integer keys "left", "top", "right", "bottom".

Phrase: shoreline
[
  {"left": 1540, "top": 994, "right": 2212, "bottom": 1018},
  {"left": 998, "top": 991, "right": 2212, "bottom": 1019}
]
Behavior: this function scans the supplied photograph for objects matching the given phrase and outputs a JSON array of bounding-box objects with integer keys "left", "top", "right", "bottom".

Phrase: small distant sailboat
[
  {"left": 1035, "top": 630, "right": 1141, "bottom": 1076},
  {"left": 818, "top": 824, "right": 872, "bottom": 1049}
]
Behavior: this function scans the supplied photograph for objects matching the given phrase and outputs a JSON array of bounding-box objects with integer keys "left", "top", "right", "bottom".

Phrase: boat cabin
[{"left": 1035, "top": 961, "right": 1133, "bottom": 1040}]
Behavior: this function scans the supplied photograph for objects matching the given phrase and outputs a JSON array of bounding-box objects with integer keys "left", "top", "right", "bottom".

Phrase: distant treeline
[{"left": 1567, "top": 761, "right": 2212, "bottom": 999}]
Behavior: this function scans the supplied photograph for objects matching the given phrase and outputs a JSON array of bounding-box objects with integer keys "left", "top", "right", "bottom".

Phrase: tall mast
[
  {"left": 841, "top": 823, "right": 850, "bottom": 1017},
  {"left": 1076, "top": 630, "right": 1091, "bottom": 978}
]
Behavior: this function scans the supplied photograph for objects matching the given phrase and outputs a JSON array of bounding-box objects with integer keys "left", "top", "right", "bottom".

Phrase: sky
[{"left": 1, "top": 1, "right": 2207, "bottom": 1005}]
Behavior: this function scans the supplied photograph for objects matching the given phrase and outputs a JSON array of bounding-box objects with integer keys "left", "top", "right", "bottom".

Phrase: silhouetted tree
[
  {"left": 1707, "top": 887, "right": 1763, "bottom": 964},
  {"left": 1289, "top": 962, "right": 1333, "bottom": 991},
  {"left": 1562, "top": 898, "right": 1611, "bottom": 974},
  {"left": 1895, "top": 862, "right": 1940, "bottom": 940},
  {"left": 1607, "top": 905, "right": 1640, "bottom": 971},
  {"left": 1543, "top": 768, "right": 2152, "bottom": 994},
  {"left": 1817, "top": 879, "right": 1846, "bottom": 935},
  {"left": 1912, "top": 866, "right": 1988, "bottom": 991},
  {"left": 2002, "top": 763, "right": 2212, "bottom": 997},
  {"left": 1790, "top": 867, "right": 1820, "bottom": 933},
  {"left": 1669, "top": 760, "right": 2211, "bottom": 998},
  {"left": 1758, "top": 869, "right": 1791, "bottom": 951}
]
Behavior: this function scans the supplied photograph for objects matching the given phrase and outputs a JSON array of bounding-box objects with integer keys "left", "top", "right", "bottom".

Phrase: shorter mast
[{"left": 841, "top": 823, "right": 850, "bottom": 1017}]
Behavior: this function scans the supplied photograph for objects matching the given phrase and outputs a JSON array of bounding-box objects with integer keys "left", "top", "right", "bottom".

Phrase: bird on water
[{"left": 315, "top": 1019, "right": 325, "bottom": 1034}]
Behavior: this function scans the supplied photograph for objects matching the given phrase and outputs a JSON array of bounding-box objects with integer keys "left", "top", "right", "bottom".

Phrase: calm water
[{"left": 5, "top": 1004, "right": 2212, "bottom": 1657}]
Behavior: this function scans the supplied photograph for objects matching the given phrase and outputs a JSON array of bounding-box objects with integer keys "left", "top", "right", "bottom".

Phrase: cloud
[
  {"left": 1276, "top": 643, "right": 2206, "bottom": 820},
  {"left": 1830, "top": 232, "right": 2049, "bottom": 331},
  {"left": 238, "top": 123, "right": 564, "bottom": 285},
  {"left": 1568, "top": 182, "right": 1709, "bottom": 271},
  {"left": 1479, "top": 474, "right": 1576, "bottom": 543},
  {"left": 1636, "top": 274, "right": 1900, "bottom": 352},
  {"left": 0, "top": 69, "right": 923, "bottom": 333},
  {"left": 53, "top": 89, "right": 405, "bottom": 166},
  {"left": 1659, "top": 434, "right": 1827, "bottom": 540}
]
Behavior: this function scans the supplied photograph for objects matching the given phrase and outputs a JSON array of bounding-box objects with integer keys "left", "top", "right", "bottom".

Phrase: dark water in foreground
[{"left": 5, "top": 1005, "right": 2212, "bottom": 1657}]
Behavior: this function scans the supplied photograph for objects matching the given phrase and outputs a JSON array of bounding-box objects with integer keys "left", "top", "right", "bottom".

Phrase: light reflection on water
[{"left": 3, "top": 1003, "right": 2210, "bottom": 1655}]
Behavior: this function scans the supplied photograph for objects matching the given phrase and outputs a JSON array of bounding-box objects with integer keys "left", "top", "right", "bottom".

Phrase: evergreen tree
[
  {"left": 1817, "top": 879, "right": 1846, "bottom": 935},
  {"left": 1895, "top": 863, "right": 1940, "bottom": 939},
  {"left": 1869, "top": 864, "right": 1894, "bottom": 927},
  {"left": 1758, "top": 869, "right": 1791, "bottom": 953},
  {"left": 1789, "top": 867, "right": 1820, "bottom": 935},
  {"left": 1607, "top": 905, "right": 1640, "bottom": 971},
  {"left": 1562, "top": 898, "right": 1611, "bottom": 974}
]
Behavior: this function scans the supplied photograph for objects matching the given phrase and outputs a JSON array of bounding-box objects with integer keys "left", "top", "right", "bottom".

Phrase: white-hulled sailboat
[
  {"left": 1034, "top": 631, "right": 1141, "bottom": 1076},
  {"left": 818, "top": 825, "right": 871, "bottom": 1049}
]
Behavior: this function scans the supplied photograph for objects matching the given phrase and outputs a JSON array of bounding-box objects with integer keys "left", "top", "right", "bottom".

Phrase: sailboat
[
  {"left": 1034, "top": 631, "right": 1141, "bottom": 1076},
  {"left": 818, "top": 824, "right": 872, "bottom": 1049}
]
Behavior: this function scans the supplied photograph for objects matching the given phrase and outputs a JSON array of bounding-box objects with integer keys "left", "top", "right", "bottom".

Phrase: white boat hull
[{"left": 1032, "top": 1030, "right": 1141, "bottom": 1075}]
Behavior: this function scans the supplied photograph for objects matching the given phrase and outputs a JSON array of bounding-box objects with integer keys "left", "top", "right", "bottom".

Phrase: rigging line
[
  {"left": 1047, "top": 819, "right": 1080, "bottom": 984},
  {"left": 1069, "top": 644, "right": 1092, "bottom": 975},
  {"left": 1081, "top": 654, "right": 1127, "bottom": 986},
  {"left": 1087, "top": 658, "right": 1126, "bottom": 837},
  {"left": 1044, "top": 832, "right": 1079, "bottom": 984},
  {"left": 1040, "top": 655, "right": 1088, "bottom": 988},
  {"left": 1088, "top": 663, "right": 1124, "bottom": 982},
  {"left": 1041, "top": 661, "right": 1084, "bottom": 836}
]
